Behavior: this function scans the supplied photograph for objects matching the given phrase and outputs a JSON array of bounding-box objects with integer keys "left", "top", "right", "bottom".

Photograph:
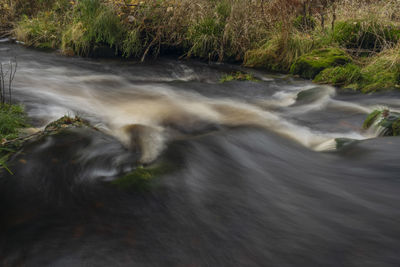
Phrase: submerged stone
[{"left": 335, "top": 138, "right": 359, "bottom": 150}]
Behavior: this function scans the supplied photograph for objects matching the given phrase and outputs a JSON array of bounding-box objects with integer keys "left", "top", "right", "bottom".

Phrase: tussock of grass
[
  {"left": 314, "top": 47, "right": 400, "bottom": 92},
  {"left": 61, "top": 0, "right": 125, "bottom": 56},
  {"left": 14, "top": 13, "right": 62, "bottom": 49},
  {"left": 333, "top": 20, "right": 400, "bottom": 53},
  {"left": 314, "top": 63, "right": 362, "bottom": 87}
]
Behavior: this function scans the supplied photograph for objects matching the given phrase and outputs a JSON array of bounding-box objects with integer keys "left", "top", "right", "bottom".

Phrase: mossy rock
[
  {"left": 290, "top": 48, "right": 351, "bottom": 79},
  {"left": 363, "top": 110, "right": 382, "bottom": 129},
  {"left": 363, "top": 109, "right": 400, "bottom": 136},
  {"left": 335, "top": 138, "right": 358, "bottom": 150},
  {"left": 295, "top": 87, "right": 332, "bottom": 104},
  {"left": 333, "top": 20, "right": 400, "bottom": 52}
]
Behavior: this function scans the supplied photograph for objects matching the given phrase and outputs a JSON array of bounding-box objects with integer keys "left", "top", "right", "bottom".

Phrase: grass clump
[
  {"left": 244, "top": 32, "right": 322, "bottom": 72},
  {"left": 220, "top": 71, "right": 258, "bottom": 83},
  {"left": 314, "top": 63, "right": 362, "bottom": 87},
  {"left": 14, "top": 12, "right": 62, "bottom": 49},
  {"left": 314, "top": 47, "right": 400, "bottom": 92},
  {"left": 61, "top": 0, "right": 125, "bottom": 56},
  {"left": 290, "top": 48, "right": 351, "bottom": 79},
  {"left": 359, "top": 48, "right": 400, "bottom": 93},
  {"left": 0, "top": 105, "right": 27, "bottom": 141},
  {"left": 186, "top": 1, "right": 231, "bottom": 61},
  {"left": 187, "top": 16, "right": 225, "bottom": 60},
  {"left": 333, "top": 20, "right": 400, "bottom": 53}
]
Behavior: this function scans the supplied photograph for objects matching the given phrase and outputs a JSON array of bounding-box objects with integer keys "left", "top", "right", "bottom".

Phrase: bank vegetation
[{"left": 1, "top": 0, "right": 400, "bottom": 92}]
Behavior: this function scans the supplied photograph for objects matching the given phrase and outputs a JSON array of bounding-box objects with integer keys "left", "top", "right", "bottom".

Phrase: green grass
[
  {"left": 0, "top": 104, "right": 28, "bottom": 174},
  {"left": 186, "top": 16, "right": 225, "bottom": 60},
  {"left": 14, "top": 12, "right": 62, "bottom": 49},
  {"left": 0, "top": 104, "right": 28, "bottom": 140},
  {"left": 333, "top": 20, "right": 400, "bottom": 53},
  {"left": 314, "top": 63, "right": 362, "bottom": 87},
  {"left": 61, "top": 0, "right": 125, "bottom": 56},
  {"left": 244, "top": 31, "right": 329, "bottom": 72},
  {"left": 7, "top": 0, "right": 400, "bottom": 93}
]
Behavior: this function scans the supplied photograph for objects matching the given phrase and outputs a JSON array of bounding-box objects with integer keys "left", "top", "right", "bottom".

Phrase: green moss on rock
[
  {"left": 112, "top": 166, "right": 155, "bottom": 191},
  {"left": 363, "top": 109, "right": 400, "bottom": 136},
  {"left": 363, "top": 109, "right": 383, "bottom": 129},
  {"left": 112, "top": 163, "right": 173, "bottom": 191},
  {"left": 220, "top": 71, "right": 258, "bottom": 83},
  {"left": 290, "top": 48, "right": 351, "bottom": 79}
]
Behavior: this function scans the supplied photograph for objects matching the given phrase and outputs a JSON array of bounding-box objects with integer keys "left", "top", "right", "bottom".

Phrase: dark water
[{"left": 1, "top": 43, "right": 400, "bottom": 266}]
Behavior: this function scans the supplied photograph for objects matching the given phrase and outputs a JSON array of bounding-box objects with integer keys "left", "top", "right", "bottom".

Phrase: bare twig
[{"left": 0, "top": 59, "right": 18, "bottom": 105}]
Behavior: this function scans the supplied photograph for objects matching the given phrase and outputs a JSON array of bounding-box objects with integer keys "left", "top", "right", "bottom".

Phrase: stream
[{"left": 1, "top": 43, "right": 400, "bottom": 266}]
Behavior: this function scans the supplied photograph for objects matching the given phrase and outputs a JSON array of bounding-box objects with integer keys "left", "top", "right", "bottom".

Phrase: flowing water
[{"left": 1, "top": 43, "right": 400, "bottom": 266}]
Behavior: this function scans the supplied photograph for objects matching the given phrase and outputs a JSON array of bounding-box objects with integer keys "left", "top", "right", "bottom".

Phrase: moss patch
[
  {"left": 290, "top": 48, "right": 351, "bottom": 79},
  {"left": 363, "top": 109, "right": 383, "bottom": 129},
  {"left": 112, "top": 163, "right": 171, "bottom": 191},
  {"left": 220, "top": 71, "right": 258, "bottom": 83}
]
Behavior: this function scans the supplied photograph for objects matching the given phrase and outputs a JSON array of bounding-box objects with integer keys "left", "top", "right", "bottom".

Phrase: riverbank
[{"left": 1, "top": 0, "right": 400, "bottom": 93}]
